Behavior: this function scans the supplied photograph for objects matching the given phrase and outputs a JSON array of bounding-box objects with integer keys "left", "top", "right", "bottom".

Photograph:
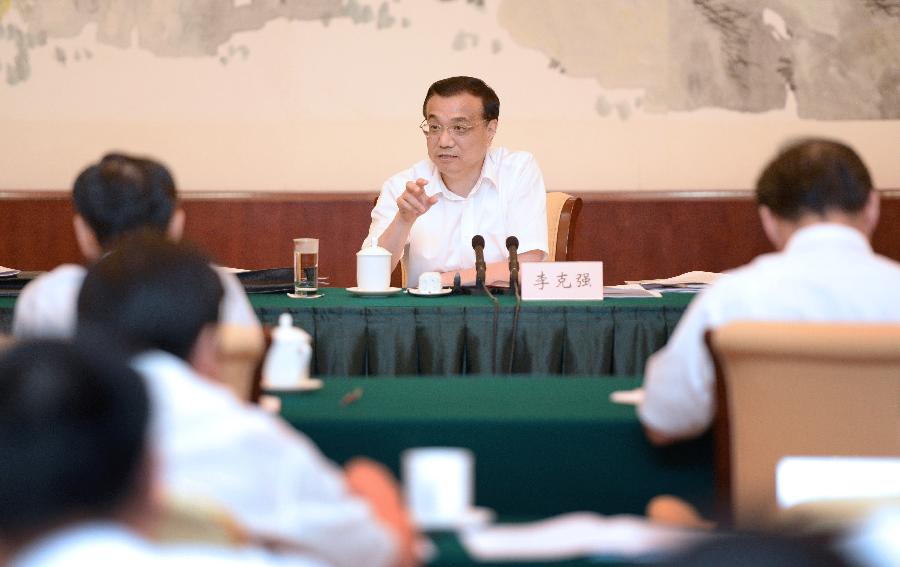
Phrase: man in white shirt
[
  {"left": 12, "top": 153, "right": 259, "bottom": 339},
  {"left": 76, "top": 235, "right": 418, "bottom": 567},
  {"left": 639, "top": 138, "right": 900, "bottom": 445},
  {"left": 367, "top": 76, "right": 548, "bottom": 287},
  {"left": 0, "top": 340, "right": 326, "bottom": 567}
]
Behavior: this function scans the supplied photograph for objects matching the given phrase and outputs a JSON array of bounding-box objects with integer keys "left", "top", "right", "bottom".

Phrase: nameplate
[{"left": 521, "top": 262, "right": 603, "bottom": 301}]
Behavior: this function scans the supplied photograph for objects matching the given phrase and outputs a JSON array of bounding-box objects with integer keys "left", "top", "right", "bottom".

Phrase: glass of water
[{"left": 293, "top": 238, "right": 319, "bottom": 296}]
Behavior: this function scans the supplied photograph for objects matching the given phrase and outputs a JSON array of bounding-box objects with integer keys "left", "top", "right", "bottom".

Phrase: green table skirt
[
  {"left": 252, "top": 290, "right": 694, "bottom": 377},
  {"left": 2, "top": 290, "right": 694, "bottom": 377}
]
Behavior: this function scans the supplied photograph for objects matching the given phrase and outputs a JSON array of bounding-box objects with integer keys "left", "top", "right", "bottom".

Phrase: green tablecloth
[
  {"left": 252, "top": 290, "right": 694, "bottom": 377},
  {"left": 1, "top": 290, "right": 694, "bottom": 377},
  {"left": 0, "top": 296, "right": 15, "bottom": 333},
  {"left": 274, "top": 376, "right": 712, "bottom": 566},
  {"left": 273, "top": 376, "right": 713, "bottom": 518}
]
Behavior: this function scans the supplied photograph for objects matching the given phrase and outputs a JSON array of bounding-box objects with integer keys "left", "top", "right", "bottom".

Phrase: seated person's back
[
  {"left": 13, "top": 152, "right": 259, "bottom": 339},
  {"left": 639, "top": 138, "right": 900, "bottom": 445},
  {"left": 76, "top": 234, "right": 416, "bottom": 567}
]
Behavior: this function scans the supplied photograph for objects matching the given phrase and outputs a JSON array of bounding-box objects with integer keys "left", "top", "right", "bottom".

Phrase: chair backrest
[
  {"left": 217, "top": 323, "right": 265, "bottom": 403},
  {"left": 709, "top": 321, "right": 900, "bottom": 529},
  {"left": 546, "top": 192, "right": 582, "bottom": 262}
]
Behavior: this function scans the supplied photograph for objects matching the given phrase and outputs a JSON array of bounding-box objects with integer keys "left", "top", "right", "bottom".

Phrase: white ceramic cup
[
  {"left": 417, "top": 271, "right": 442, "bottom": 294},
  {"left": 402, "top": 447, "right": 474, "bottom": 527},
  {"left": 356, "top": 245, "right": 392, "bottom": 291}
]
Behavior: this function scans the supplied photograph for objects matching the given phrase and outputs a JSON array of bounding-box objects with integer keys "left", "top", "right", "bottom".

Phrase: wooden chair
[
  {"left": 708, "top": 321, "right": 900, "bottom": 530},
  {"left": 385, "top": 191, "right": 583, "bottom": 287},
  {"left": 545, "top": 191, "right": 582, "bottom": 262}
]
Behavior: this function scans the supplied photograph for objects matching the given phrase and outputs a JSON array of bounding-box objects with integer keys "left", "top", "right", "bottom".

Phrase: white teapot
[{"left": 262, "top": 313, "right": 312, "bottom": 389}]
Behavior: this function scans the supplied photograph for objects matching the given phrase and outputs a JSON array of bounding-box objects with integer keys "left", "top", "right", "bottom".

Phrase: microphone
[
  {"left": 472, "top": 235, "right": 486, "bottom": 288},
  {"left": 505, "top": 236, "right": 519, "bottom": 293},
  {"left": 505, "top": 236, "right": 522, "bottom": 373}
]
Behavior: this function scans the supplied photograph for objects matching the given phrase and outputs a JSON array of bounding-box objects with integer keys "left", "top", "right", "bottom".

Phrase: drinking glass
[{"left": 293, "top": 238, "right": 319, "bottom": 296}]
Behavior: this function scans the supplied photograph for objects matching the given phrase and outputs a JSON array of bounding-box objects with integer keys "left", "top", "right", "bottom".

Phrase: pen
[{"left": 340, "top": 387, "right": 363, "bottom": 407}]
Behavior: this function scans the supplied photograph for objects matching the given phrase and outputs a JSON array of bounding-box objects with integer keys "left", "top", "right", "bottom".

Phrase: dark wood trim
[{"left": 3, "top": 190, "right": 899, "bottom": 288}]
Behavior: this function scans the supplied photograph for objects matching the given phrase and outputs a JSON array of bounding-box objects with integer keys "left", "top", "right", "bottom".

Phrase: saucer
[
  {"left": 263, "top": 378, "right": 323, "bottom": 392},
  {"left": 407, "top": 287, "right": 453, "bottom": 297},
  {"left": 346, "top": 286, "right": 403, "bottom": 297},
  {"left": 286, "top": 293, "right": 323, "bottom": 299},
  {"left": 415, "top": 506, "right": 495, "bottom": 531}
]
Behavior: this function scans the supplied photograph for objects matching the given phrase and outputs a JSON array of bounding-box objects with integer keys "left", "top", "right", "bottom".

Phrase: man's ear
[
  {"left": 73, "top": 214, "right": 103, "bottom": 262},
  {"left": 758, "top": 205, "right": 786, "bottom": 250},
  {"left": 860, "top": 190, "right": 880, "bottom": 237},
  {"left": 486, "top": 119, "right": 498, "bottom": 142},
  {"left": 167, "top": 208, "right": 185, "bottom": 242},
  {"left": 188, "top": 323, "right": 221, "bottom": 382}
]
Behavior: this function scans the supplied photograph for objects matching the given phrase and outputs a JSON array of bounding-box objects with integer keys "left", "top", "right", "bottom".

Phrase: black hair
[
  {"left": 77, "top": 232, "right": 223, "bottom": 361},
  {"left": 72, "top": 153, "right": 178, "bottom": 248},
  {"left": 422, "top": 76, "right": 500, "bottom": 121},
  {"left": 0, "top": 340, "right": 149, "bottom": 539},
  {"left": 756, "top": 138, "right": 873, "bottom": 220}
]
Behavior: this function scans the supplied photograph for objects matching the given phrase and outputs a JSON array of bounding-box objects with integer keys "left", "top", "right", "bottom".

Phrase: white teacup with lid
[
  {"left": 262, "top": 313, "right": 314, "bottom": 390},
  {"left": 356, "top": 238, "right": 392, "bottom": 291}
]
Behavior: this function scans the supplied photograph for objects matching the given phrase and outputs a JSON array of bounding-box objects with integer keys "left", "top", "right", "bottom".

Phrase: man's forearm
[
  {"left": 377, "top": 216, "right": 414, "bottom": 271},
  {"left": 440, "top": 250, "right": 544, "bottom": 286}
]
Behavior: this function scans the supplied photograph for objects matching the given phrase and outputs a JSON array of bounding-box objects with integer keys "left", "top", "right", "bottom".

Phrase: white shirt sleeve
[
  {"left": 12, "top": 265, "right": 85, "bottom": 339},
  {"left": 503, "top": 153, "right": 548, "bottom": 258},
  {"left": 637, "top": 287, "right": 720, "bottom": 441},
  {"left": 228, "top": 413, "right": 398, "bottom": 567},
  {"left": 364, "top": 172, "right": 410, "bottom": 252}
]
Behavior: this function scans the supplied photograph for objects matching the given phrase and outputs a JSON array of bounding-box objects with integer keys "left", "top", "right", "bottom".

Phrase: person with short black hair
[
  {"left": 0, "top": 339, "right": 328, "bottom": 567},
  {"left": 12, "top": 152, "right": 258, "bottom": 339},
  {"left": 77, "top": 234, "right": 417, "bottom": 567},
  {"left": 366, "top": 76, "right": 548, "bottom": 287},
  {"left": 639, "top": 138, "right": 900, "bottom": 445}
]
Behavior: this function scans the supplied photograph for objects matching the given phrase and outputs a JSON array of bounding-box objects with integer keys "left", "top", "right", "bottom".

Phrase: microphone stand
[{"left": 506, "top": 238, "right": 521, "bottom": 374}]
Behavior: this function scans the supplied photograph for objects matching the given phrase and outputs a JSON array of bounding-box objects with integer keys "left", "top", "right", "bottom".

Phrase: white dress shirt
[
  {"left": 9, "top": 522, "right": 329, "bottom": 567},
  {"left": 132, "top": 350, "right": 397, "bottom": 567},
  {"left": 639, "top": 224, "right": 900, "bottom": 441},
  {"left": 12, "top": 264, "right": 260, "bottom": 339},
  {"left": 366, "top": 146, "right": 549, "bottom": 286}
]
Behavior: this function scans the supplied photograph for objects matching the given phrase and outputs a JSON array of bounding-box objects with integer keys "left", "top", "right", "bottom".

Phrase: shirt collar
[
  {"left": 430, "top": 148, "right": 498, "bottom": 201},
  {"left": 784, "top": 223, "right": 873, "bottom": 256}
]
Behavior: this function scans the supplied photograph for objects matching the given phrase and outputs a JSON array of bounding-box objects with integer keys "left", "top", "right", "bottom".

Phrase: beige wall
[{"left": 2, "top": 2, "right": 898, "bottom": 192}]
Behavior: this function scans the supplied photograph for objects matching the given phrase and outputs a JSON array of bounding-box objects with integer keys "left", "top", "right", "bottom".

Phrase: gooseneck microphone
[
  {"left": 472, "top": 235, "right": 487, "bottom": 288},
  {"left": 506, "top": 236, "right": 522, "bottom": 373},
  {"left": 505, "top": 236, "right": 520, "bottom": 294},
  {"left": 471, "top": 234, "right": 498, "bottom": 372}
]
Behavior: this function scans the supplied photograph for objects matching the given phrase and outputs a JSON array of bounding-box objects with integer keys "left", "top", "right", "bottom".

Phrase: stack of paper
[
  {"left": 626, "top": 271, "right": 723, "bottom": 293},
  {"left": 603, "top": 284, "right": 662, "bottom": 298},
  {"left": 0, "top": 266, "right": 20, "bottom": 278},
  {"left": 460, "top": 512, "right": 710, "bottom": 562}
]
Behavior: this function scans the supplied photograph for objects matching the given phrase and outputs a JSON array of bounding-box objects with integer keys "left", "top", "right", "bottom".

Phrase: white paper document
[
  {"left": 0, "top": 266, "right": 20, "bottom": 278},
  {"left": 626, "top": 271, "right": 723, "bottom": 293},
  {"left": 460, "top": 512, "right": 709, "bottom": 562},
  {"left": 602, "top": 284, "right": 662, "bottom": 298}
]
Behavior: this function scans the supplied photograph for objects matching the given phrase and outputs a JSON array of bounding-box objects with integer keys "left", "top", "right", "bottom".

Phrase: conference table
[
  {"left": 270, "top": 375, "right": 715, "bottom": 566},
  {"left": 250, "top": 289, "right": 694, "bottom": 377}
]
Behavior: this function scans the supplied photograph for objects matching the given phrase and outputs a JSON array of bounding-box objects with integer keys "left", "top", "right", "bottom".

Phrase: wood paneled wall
[{"left": 2, "top": 191, "right": 898, "bottom": 288}]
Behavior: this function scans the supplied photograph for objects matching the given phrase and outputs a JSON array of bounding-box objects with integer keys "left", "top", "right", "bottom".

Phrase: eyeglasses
[{"left": 419, "top": 119, "right": 488, "bottom": 138}]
